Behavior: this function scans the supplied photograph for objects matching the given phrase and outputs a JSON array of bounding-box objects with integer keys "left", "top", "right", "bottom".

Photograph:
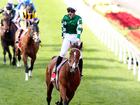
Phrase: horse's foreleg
[
  {"left": 28, "top": 56, "right": 36, "bottom": 77},
  {"left": 3, "top": 48, "right": 6, "bottom": 64},
  {"left": 55, "top": 97, "right": 63, "bottom": 105},
  {"left": 67, "top": 93, "right": 74, "bottom": 105},
  {"left": 46, "top": 83, "right": 54, "bottom": 105},
  {"left": 60, "top": 86, "right": 68, "bottom": 105},
  {"left": 12, "top": 47, "right": 16, "bottom": 66},
  {"left": 6, "top": 47, "right": 12, "bottom": 65},
  {"left": 23, "top": 54, "right": 28, "bottom": 81}
]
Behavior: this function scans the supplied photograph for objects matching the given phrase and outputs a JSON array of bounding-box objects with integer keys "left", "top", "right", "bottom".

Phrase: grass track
[{"left": 0, "top": 0, "right": 140, "bottom": 105}]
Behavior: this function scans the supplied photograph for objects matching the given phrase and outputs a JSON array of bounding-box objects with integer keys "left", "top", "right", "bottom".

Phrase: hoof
[
  {"left": 55, "top": 101, "right": 62, "bottom": 105},
  {"left": 3, "top": 62, "right": 6, "bottom": 65},
  {"left": 12, "top": 62, "right": 16, "bottom": 66},
  {"left": 16, "top": 62, "right": 21, "bottom": 67},
  {"left": 55, "top": 101, "right": 59, "bottom": 105}
]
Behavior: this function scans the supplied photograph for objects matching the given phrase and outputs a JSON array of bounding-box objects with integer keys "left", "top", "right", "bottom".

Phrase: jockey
[
  {"left": 51, "top": 7, "right": 83, "bottom": 81},
  {"left": 15, "top": 3, "right": 41, "bottom": 44},
  {"left": 23, "top": 4, "right": 37, "bottom": 27},
  {"left": 0, "top": 3, "right": 18, "bottom": 26}
]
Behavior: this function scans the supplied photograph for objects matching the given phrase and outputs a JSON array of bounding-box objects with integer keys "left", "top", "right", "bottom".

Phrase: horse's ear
[
  {"left": 35, "top": 18, "right": 39, "bottom": 24},
  {"left": 36, "top": 20, "right": 39, "bottom": 24}
]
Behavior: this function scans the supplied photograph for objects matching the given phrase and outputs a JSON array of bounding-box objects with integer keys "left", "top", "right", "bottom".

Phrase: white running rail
[{"left": 64, "top": 0, "right": 140, "bottom": 81}]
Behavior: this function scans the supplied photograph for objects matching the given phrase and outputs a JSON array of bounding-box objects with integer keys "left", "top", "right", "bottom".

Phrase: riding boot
[
  {"left": 79, "top": 58, "right": 83, "bottom": 77},
  {"left": 51, "top": 56, "right": 63, "bottom": 81},
  {"left": 16, "top": 29, "right": 23, "bottom": 43}
]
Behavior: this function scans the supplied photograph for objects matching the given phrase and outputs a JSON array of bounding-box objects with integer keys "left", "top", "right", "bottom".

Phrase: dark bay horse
[
  {"left": 15, "top": 20, "right": 40, "bottom": 81},
  {"left": 0, "top": 12, "right": 18, "bottom": 65},
  {"left": 46, "top": 43, "right": 82, "bottom": 105}
]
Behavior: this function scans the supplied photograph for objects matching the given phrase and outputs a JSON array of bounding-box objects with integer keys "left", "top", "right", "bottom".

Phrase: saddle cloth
[{"left": 52, "top": 58, "right": 68, "bottom": 90}]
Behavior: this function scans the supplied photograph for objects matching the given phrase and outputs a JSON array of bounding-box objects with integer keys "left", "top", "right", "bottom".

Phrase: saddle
[
  {"left": 52, "top": 58, "right": 68, "bottom": 90},
  {"left": 17, "top": 29, "right": 28, "bottom": 49}
]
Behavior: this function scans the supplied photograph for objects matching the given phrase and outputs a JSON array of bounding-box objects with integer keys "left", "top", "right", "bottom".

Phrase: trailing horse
[
  {"left": 46, "top": 43, "right": 82, "bottom": 105},
  {"left": 0, "top": 12, "right": 18, "bottom": 65},
  {"left": 15, "top": 19, "right": 40, "bottom": 81}
]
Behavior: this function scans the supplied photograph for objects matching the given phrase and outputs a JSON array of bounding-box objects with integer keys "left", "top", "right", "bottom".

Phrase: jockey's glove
[
  {"left": 62, "top": 33, "right": 66, "bottom": 39},
  {"left": 77, "top": 34, "right": 80, "bottom": 39}
]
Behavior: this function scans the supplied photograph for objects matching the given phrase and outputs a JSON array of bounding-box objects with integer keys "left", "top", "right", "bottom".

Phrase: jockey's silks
[
  {"left": 61, "top": 15, "right": 83, "bottom": 38},
  {"left": 23, "top": 10, "right": 36, "bottom": 20}
]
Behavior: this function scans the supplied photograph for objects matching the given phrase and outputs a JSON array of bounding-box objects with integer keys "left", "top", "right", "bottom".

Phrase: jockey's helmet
[
  {"left": 6, "top": 3, "right": 13, "bottom": 10},
  {"left": 26, "top": 4, "right": 34, "bottom": 13},
  {"left": 67, "top": 7, "right": 76, "bottom": 13},
  {"left": 24, "top": 0, "right": 31, "bottom": 4}
]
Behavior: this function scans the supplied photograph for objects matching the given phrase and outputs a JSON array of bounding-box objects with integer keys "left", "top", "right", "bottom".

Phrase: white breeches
[{"left": 59, "top": 33, "right": 82, "bottom": 59}]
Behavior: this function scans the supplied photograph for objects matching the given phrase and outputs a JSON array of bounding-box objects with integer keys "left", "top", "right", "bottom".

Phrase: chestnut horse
[
  {"left": 46, "top": 43, "right": 82, "bottom": 105},
  {"left": 15, "top": 20, "right": 40, "bottom": 81},
  {"left": 0, "top": 12, "right": 18, "bottom": 65}
]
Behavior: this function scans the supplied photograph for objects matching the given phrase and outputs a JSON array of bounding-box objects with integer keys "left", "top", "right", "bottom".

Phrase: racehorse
[
  {"left": 15, "top": 19, "right": 40, "bottom": 81},
  {"left": 46, "top": 42, "right": 82, "bottom": 105},
  {"left": 0, "top": 12, "right": 18, "bottom": 65}
]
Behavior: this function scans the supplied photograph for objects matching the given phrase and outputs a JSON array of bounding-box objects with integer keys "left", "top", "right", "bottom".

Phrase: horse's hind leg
[
  {"left": 5, "top": 47, "right": 12, "bottom": 65},
  {"left": 3, "top": 48, "right": 6, "bottom": 64},
  {"left": 46, "top": 83, "right": 54, "bottom": 105},
  {"left": 16, "top": 49, "right": 21, "bottom": 67}
]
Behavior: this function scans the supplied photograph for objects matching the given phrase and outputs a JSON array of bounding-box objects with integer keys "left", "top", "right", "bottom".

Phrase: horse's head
[
  {"left": 29, "top": 18, "right": 40, "bottom": 43},
  {"left": 71, "top": 41, "right": 83, "bottom": 51},
  {"left": 68, "top": 47, "right": 81, "bottom": 72},
  {"left": 1, "top": 12, "right": 10, "bottom": 33}
]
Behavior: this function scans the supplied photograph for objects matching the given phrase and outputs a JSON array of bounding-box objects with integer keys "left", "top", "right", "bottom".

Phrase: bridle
[
  {"left": 68, "top": 48, "right": 81, "bottom": 72},
  {"left": 29, "top": 23, "right": 40, "bottom": 43}
]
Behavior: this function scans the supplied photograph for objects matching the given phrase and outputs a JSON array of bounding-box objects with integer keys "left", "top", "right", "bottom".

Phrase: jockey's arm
[
  {"left": 15, "top": 3, "right": 23, "bottom": 10},
  {"left": 10, "top": 10, "right": 16, "bottom": 21},
  {"left": 61, "top": 18, "right": 66, "bottom": 39},
  {"left": 12, "top": 10, "right": 20, "bottom": 23},
  {"left": 76, "top": 18, "right": 83, "bottom": 39}
]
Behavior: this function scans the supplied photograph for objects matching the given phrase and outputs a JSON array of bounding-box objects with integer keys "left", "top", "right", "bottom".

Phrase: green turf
[{"left": 0, "top": 0, "right": 140, "bottom": 105}]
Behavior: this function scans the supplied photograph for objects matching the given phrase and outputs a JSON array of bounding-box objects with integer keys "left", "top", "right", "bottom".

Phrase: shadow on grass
[
  {"left": 83, "top": 48, "right": 100, "bottom": 52},
  {"left": 84, "top": 63, "right": 120, "bottom": 70},
  {"left": 84, "top": 57, "right": 118, "bottom": 63},
  {"left": 41, "top": 43, "right": 61, "bottom": 48},
  {"left": 84, "top": 75, "right": 130, "bottom": 81}
]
